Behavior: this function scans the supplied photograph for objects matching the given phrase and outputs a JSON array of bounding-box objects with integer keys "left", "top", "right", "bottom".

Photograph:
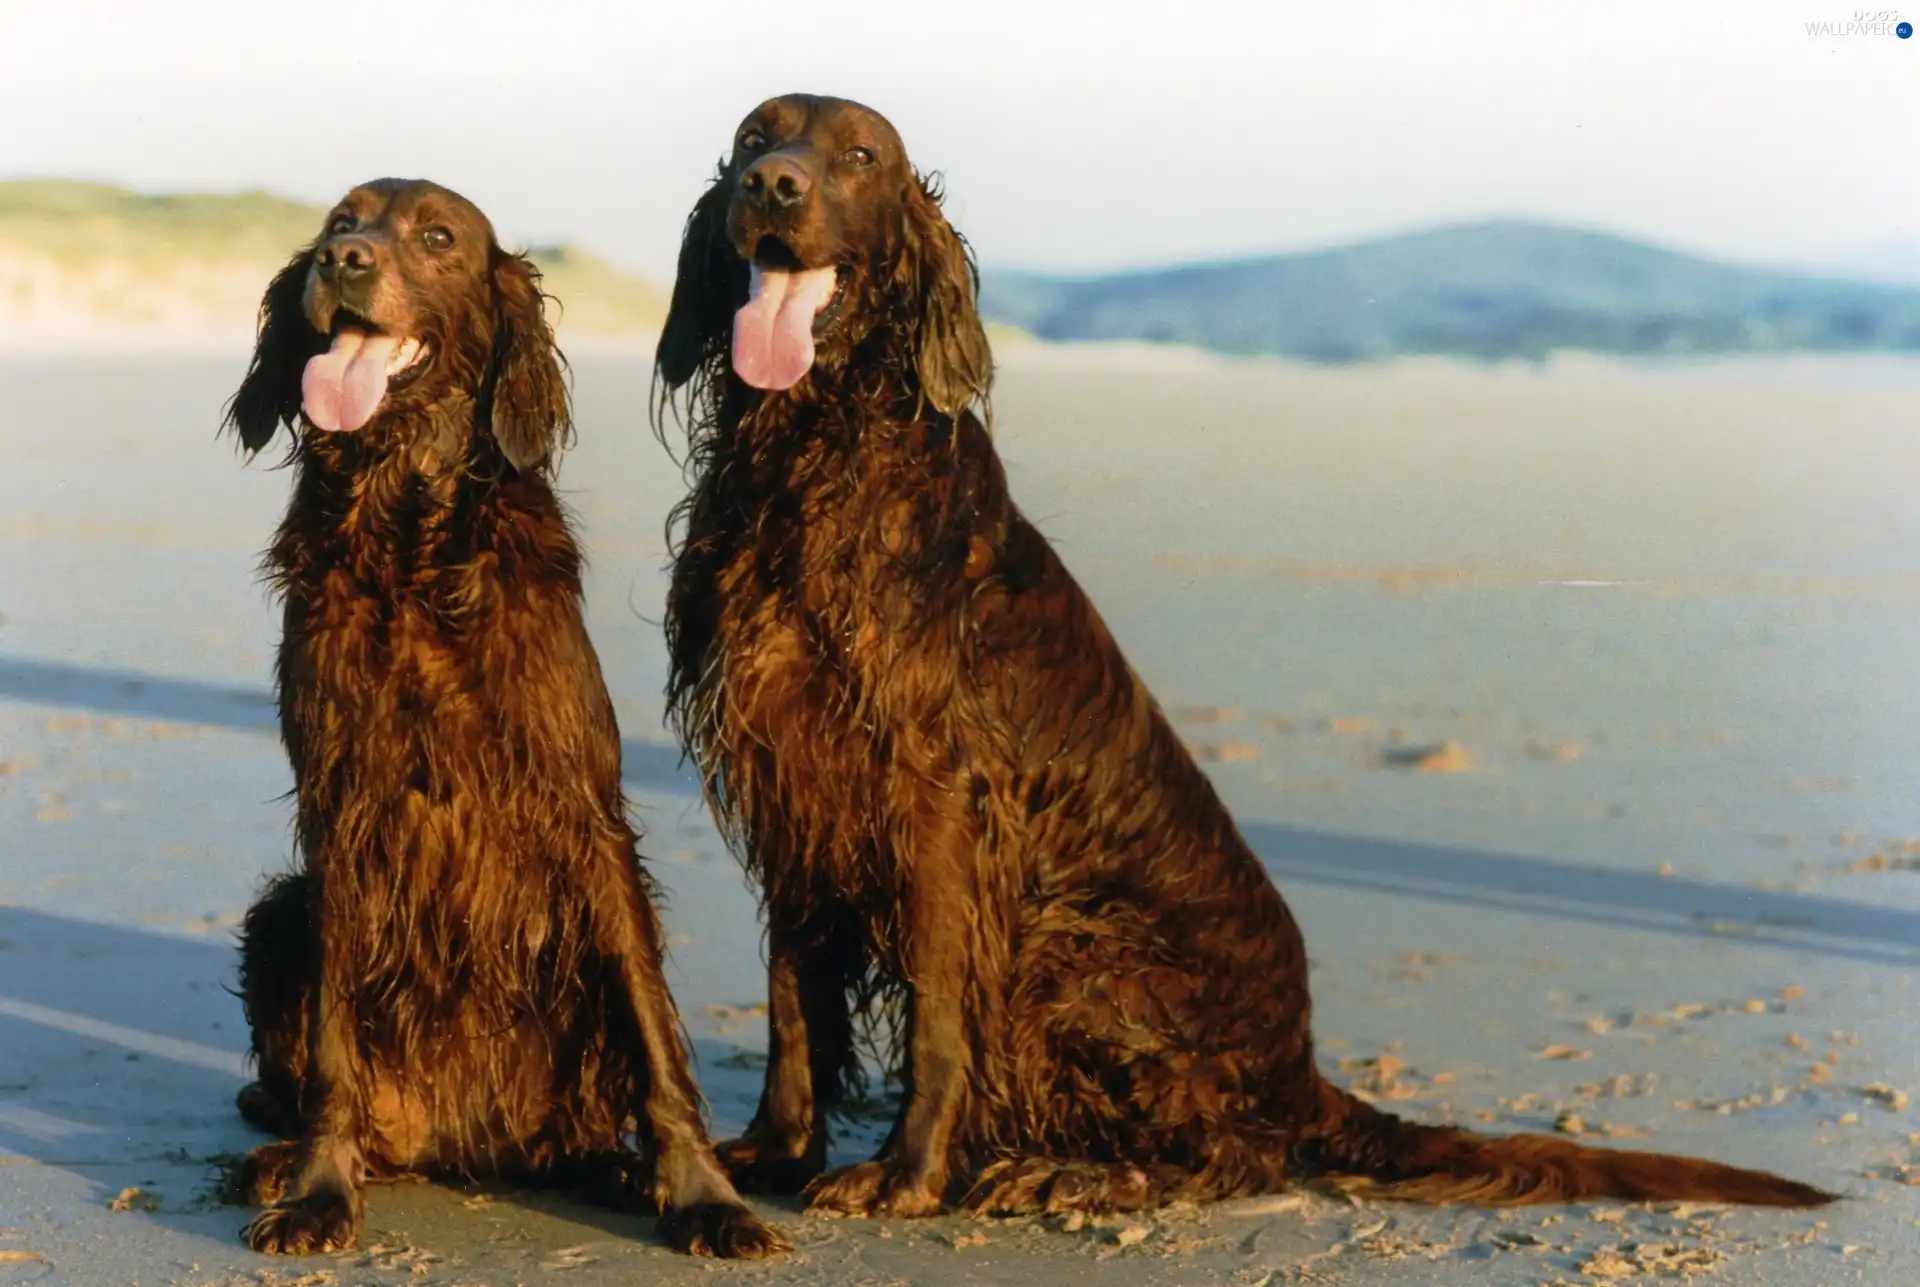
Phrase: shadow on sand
[
  {"left": 5, "top": 652, "right": 1915, "bottom": 971},
  {"left": 0, "top": 652, "right": 701, "bottom": 797},
  {"left": 0, "top": 905, "right": 771, "bottom": 1258},
  {"left": 1244, "top": 820, "right": 1918, "bottom": 969}
]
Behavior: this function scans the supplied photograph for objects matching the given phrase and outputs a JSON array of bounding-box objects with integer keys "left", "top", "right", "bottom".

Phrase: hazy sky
[{"left": 2, "top": 0, "right": 1912, "bottom": 280}]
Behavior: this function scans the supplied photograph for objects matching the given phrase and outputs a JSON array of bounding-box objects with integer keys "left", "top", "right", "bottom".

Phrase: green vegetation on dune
[
  {"left": 517, "top": 243, "right": 668, "bottom": 338},
  {"left": 981, "top": 221, "right": 1920, "bottom": 363},
  {"left": 0, "top": 180, "right": 666, "bottom": 336},
  {"left": 0, "top": 180, "right": 321, "bottom": 270}
]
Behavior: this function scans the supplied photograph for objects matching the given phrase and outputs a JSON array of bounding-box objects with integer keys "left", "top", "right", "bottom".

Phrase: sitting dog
[
  {"left": 222, "top": 178, "right": 785, "bottom": 1259},
  {"left": 651, "top": 96, "right": 1835, "bottom": 1219}
]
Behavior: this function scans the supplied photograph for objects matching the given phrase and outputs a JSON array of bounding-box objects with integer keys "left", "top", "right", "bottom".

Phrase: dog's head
[
  {"left": 657, "top": 94, "right": 991, "bottom": 422},
  {"left": 226, "top": 178, "right": 569, "bottom": 471}
]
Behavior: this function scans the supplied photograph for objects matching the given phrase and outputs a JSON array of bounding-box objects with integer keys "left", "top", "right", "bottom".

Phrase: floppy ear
[
  {"left": 482, "top": 250, "right": 572, "bottom": 473},
  {"left": 656, "top": 168, "right": 745, "bottom": 391},
  {"left": 895, "top": 172, "right": 993, "bottom": 421},
  {"left": 224, "top": 249, "right": 319, "bottom": 454}
]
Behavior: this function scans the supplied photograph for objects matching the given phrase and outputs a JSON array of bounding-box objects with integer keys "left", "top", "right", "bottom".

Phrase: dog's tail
[{"left": 1297, "top": 1074, "right": 1835, "bottom": 1207}]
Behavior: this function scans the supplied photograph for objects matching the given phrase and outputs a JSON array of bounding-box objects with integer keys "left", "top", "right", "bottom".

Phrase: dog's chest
[
  {"left": 277, "top": 486, "right": 584, "bottom": 793},
  {"left": 295, "top": 572, "right": 481, "bottom": 718},
  {"left": 682, "top": 445, "right": 982, "bottom": 897},
  {"left": 704, "top": 447, "right": 956, "bottom": 720},
  {"left": 707, "top": 496, "right": 889, "bottom": 753}
]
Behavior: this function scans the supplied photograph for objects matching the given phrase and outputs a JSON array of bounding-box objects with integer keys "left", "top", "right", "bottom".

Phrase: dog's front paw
[
  {"left": 803, "top": 1160, "right": 944, "bottom": 1218},
  {"left": 243, "top": 1188, "right": 358, "bottom": 1255},
  {"left": 659, "top": 1201, "right": 792, "bottom": 1259}
]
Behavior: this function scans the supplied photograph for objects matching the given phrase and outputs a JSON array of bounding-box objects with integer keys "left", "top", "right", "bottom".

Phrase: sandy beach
[{"left": 2, "top": 345, "right": 1916, "bottom": 1286}]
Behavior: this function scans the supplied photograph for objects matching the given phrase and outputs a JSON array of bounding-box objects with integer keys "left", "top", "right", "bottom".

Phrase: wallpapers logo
[{"left": 1805, "top": 10, "right": 1912, "bottom": 34}]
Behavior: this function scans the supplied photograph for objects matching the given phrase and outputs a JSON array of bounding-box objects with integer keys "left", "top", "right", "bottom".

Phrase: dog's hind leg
[{"left": 234, "top": 871, "right": 313, "bottom": 1143}]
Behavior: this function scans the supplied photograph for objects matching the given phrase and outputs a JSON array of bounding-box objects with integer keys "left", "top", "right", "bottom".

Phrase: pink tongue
[
  {"left": 302, "top": 329, "right": 400, "bottom": 433},
  {"left": 732, "top": 264, "right": 838, "bottom": 390}
]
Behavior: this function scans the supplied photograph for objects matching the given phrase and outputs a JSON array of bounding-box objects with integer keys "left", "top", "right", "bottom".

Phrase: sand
[{"left": 1, "top": 346, "right": 1916, "bottom": 1285}]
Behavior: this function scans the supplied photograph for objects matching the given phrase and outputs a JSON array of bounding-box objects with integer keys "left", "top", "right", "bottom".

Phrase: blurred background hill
[
  {"left": 8, "top": 181, "right": 1917, "bottom": 364},
  {"left": 979, "top": 221, "right": 1920, "bottom": 363}
]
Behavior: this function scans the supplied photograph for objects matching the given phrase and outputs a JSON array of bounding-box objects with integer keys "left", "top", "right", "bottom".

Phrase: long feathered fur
[
  {"left": 650, "top": 97, "right": 1835, "bottom": 1220},
  {"left": 221, "top": 179, "right": 783, "bottom": 1260}
]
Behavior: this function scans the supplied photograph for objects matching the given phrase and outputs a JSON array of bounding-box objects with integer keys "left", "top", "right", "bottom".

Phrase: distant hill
[
  {"left": 0, "top": 181, "right": 667, "bottom": 341},
  {"left": 9, "top": 187, "right": 1917, "bottom": 364},
  {"left": 980, "top": 221, "right": 1920, "bottom": 363}
]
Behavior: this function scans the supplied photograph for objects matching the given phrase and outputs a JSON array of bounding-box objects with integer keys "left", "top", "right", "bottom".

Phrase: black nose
[
  {"left": 316, "top": 236, "right": 378, "bottom": 284},
  {"left": 739, "top": 155, "right": 812, "bottom": 211}
]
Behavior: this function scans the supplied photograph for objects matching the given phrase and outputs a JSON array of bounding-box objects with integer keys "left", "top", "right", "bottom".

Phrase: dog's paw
[
  {"left": 223, "top": 1141, "right": 301, "bottom": 1207},
  {"left": 960, "top": 1158, "right": 1161, "bottom": 1216},
  {"left": 659, "top": 1201, "right": 792, "bottom": 1259},
  {"left": 959, "top": 1156, "right": 1059, "bottom": 1215},
  {"left": 243, "top": 1188, "right": 358, "bottom": 1255},
  {"left": 803, "top": 1160, "right": 944, "bottom": 1218},
  {"left": 716, "top": 1131, "right": 826, "bottom": 1195}
]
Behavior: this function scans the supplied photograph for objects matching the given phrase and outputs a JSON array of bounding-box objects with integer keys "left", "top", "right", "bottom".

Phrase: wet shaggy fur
[
  {"left": 652, "top": 96, "right": 1838, "bottom": 1220},
  {"left": 222, "top": 179, "right": 785, "bottom": 1259}
]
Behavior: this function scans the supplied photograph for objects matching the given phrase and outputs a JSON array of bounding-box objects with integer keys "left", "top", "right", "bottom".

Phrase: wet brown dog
[
  {"left": 222, "top": 179, "right": 786, "bottom": 1259},
  {"left": 652, "top": 96, "right": 1835, "bottom": 1220}
]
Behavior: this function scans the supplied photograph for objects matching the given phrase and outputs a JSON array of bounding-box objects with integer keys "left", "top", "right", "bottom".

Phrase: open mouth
[
  {"left": 749, "top": 236, "right": 849, "bottom": 337},
  {"left": 812, "top": 272, "right": 849, "bottom": 335},
  {"left": 302, "top": 311, "right": 431, "bottom": 434},
  {"left": 733, "top": 237, "right": 848, "bottom": 391}
]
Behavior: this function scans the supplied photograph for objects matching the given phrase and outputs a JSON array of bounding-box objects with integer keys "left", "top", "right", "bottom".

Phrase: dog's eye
[
  {"left": 738, "top": 128, "right": 767, "bottom": 152},
  {"left": 841, "top": 146, "right": 875, "bottom": 167},
  {"left": 423, "top": 227, "right": 454, "bottom": 252},
  {"left": 328, "top": 214, "right": 355, "bottom": 235}
]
